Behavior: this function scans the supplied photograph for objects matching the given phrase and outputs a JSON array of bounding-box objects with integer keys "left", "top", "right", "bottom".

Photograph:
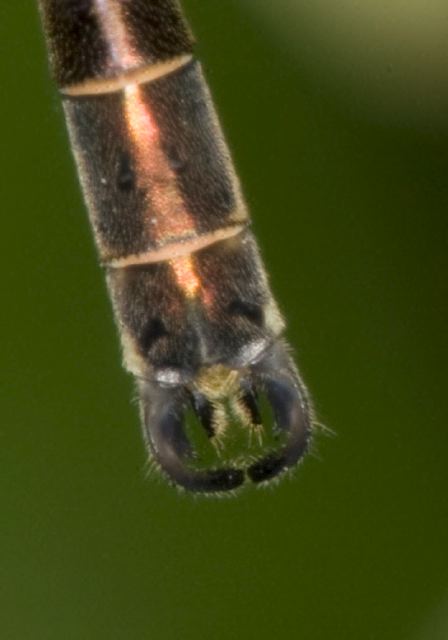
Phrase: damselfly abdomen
[{"left": 38, "top": 0, "right": 313, "bottom": 493}]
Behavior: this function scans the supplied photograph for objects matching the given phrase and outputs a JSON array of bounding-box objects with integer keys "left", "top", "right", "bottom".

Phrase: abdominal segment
[
  {"left": 106, "top": 230, "right": 284, "bottom": 379},
  {"left": 62, "top": 60, "right": 247, "bottom": 262}
]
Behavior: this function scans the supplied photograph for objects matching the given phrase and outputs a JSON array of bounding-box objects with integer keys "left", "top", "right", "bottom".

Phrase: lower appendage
[{"left": 139, "top": 341, "right": 312, "bottom": 493}]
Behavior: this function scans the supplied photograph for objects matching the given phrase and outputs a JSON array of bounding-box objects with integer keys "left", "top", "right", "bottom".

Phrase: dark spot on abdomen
[
  {"left": 227, "top": 299, "right": 264, "bottom": 327},
  {"left": 163, "top": 141, "right": 186, "bottom": 172},
  {"left": 117, "top": 151, "right": 135, "bottom": 192},
  {"left": 139, "top": 318, "right": 169, "bottom": 353}
]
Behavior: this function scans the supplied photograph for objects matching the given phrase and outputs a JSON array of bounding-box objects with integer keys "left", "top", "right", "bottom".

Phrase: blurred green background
[{"left": 2, "top": 1, "right": 447, "bottom": 638}]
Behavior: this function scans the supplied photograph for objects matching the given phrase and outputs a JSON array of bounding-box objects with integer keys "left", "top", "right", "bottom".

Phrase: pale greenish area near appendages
[{"left": 184, "top": 391, "right": 279, "bottom": 470}]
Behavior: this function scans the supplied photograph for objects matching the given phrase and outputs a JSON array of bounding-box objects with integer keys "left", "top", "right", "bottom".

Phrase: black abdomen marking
[{"left": 227, "top": 299, "right": 264, "bottom": 327}]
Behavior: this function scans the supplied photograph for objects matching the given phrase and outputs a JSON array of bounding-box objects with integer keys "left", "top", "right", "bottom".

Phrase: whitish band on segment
[
  {"left": 61, "top": 55, "right": 193, "bottom": 96},
  {"left": 107, "top": 225, "right": 245, "bottom": 268}
]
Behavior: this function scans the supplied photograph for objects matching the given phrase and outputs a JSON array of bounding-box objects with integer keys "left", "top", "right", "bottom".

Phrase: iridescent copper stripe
[{"left": 94, "top": 0, "right": 142, "bottom": 69}]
